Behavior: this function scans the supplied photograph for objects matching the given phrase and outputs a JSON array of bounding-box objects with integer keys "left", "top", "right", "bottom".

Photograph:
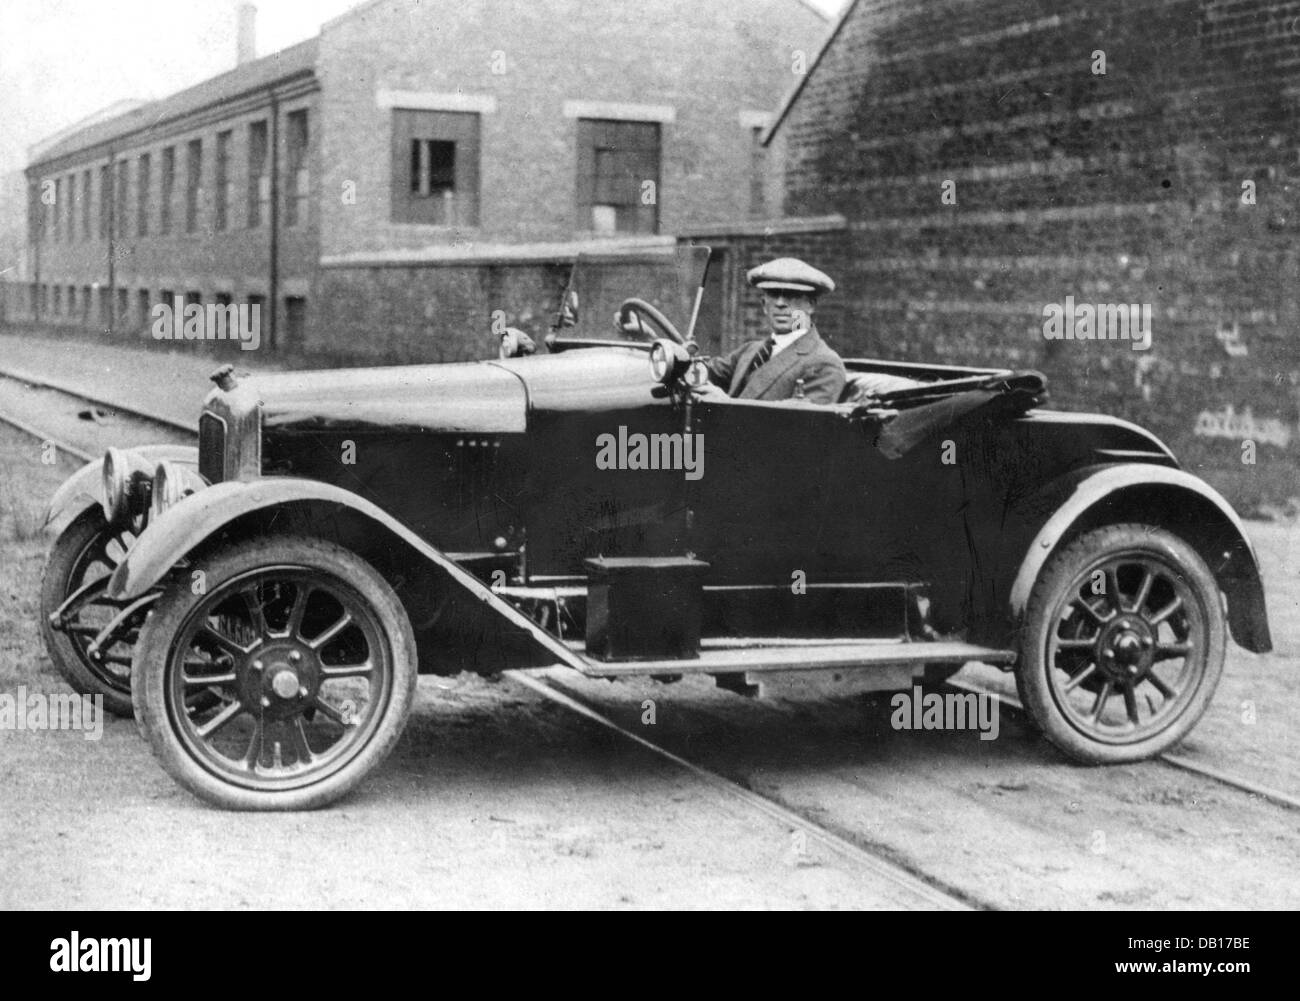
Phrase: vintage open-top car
[{"left": 41, "top": 247, "right": 1272, "bottom": 809}]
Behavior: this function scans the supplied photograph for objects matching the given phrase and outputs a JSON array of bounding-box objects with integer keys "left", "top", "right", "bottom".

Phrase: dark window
[
  {"left": 285, "top": 110, "right": 309, "bottom": 227},
  {"left": 27, "top": 182, "right": 42, "bottom": 247},
  {"left": 576, "top": 119, "right": 660, "bottom": 234},
  {"left": 53, "top": 177, "right": 62, "bottom": 242},
  {"left": 99, "top": 164, "right": 111, "bottom": 238},
  {"left": 117, "top": 287, "right": 129, "bottom": 325},
  {"left": 248, "top": 120, "right": 268, "bottom": 228},
  {"left": 66, "top": 175, "right": 76, "bottom": 242},
  {"left": 161, "top": 147, "right": 175, "bottom": 234},
  {"left": 68, "top": 285, "right": 77, "bottom": 315},
  {"left": 749, "top": 127, "right": 768, "bottom": 217},
  {"left": 53, "top": 285, "right": 62, "bottom": 314},
  {"left": 82, "top": 169, "right": 92, "bottom": 239},
  {"left": 98, "top": 286, "right": 110, "bottom": 326},
  {"left": 391, "top": 109, "right": 479, "bottom": 226},
  {"left": 186, "top": 139, "right": 203, "bottom": 233},
  {"left": 138, "top": 153, "right": 151, "bottom": 236},
  {"left": 215, "top": 130, "right": 232, "bottom": 231},
  {"left": 115, "top": 160, "right": 129, "bottom": 236},
  {"left": 138, "top": 289, "right": 151, "bottom": 326},
  {"left": 285, "top": 295, "right": 306, "bottom": 347},
  {"left": 81, "top": 285, "right": 91, "bottom": 320}
]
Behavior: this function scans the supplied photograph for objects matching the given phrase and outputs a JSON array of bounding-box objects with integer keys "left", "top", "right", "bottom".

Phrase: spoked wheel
[
  {"left": 40, "top": 507, "right": 141, "bottom": 717},
  {"left": 132, "top": 535, "right": 417, "bottom": 810},
  {"left": 1017, "top": 523, "right": 1225, "bottom": 764}
]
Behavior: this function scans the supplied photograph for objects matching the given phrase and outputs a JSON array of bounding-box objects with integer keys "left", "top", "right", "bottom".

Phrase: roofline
[
  {"left": 764, "top": 0, "right": 861, "bottom": 145},
  {"left": 27, "top": 37, "right": 319, "bottom": 170}
]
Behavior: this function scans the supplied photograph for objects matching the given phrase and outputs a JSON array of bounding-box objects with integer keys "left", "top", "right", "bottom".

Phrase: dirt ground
[{"left": 1, "top": 418, "right": 1297, "bottom": 910}]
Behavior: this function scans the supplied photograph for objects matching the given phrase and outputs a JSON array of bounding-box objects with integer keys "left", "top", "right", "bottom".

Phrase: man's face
[{"left": 762, "top": 289, "right": 816, "bottom": 335}]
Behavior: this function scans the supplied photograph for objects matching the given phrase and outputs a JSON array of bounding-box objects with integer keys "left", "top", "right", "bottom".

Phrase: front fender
[
  {"left": 105, "top": 477, "right": 588, "bottom": 672},
  {"left": 45, "top": 444, "right": 198, "bottom": 528},
  {"left": 1008, "top": 464, "right": 1272, "bottom": 653}
]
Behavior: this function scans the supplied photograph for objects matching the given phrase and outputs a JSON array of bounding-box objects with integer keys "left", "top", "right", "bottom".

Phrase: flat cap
[{"left": 747, "top": 257, "right": 836, "bottom": 296}]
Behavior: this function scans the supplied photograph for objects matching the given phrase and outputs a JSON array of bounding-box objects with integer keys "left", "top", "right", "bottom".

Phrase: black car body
[{"left": 43, "top": 249, "right": 1272, "bottom": 809}]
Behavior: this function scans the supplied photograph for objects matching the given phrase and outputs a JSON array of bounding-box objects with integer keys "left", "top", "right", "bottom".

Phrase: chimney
[{"left": 236, "top": 3, "right": 257, "bottom": 65}]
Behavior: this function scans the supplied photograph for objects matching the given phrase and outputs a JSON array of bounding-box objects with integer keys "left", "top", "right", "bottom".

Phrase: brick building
[
  {"left": 13, "top": 0, "right": 827, "bottom": 357},
  {"left": 762, "top": 0, "right": 1300, "bottom": 511}
]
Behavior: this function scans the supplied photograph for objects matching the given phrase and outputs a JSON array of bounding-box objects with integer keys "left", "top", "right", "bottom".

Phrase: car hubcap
[
  {"left": 1045, "top": 552, "right": 1207, "bottom": 745},
  {"left": 166, "top": 567, "right": 392, "bottom": 791}
]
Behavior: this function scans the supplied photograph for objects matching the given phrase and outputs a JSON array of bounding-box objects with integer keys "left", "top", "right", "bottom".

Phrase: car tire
[
  {"left": 1016, "top": 523, "right": 1225, "bottom": 764},
  {"left": 40, "top": 506, "right": 137, "bottom": 717},
  {"left": 132, "top": 534, "right": 418, "bottom": 810}
]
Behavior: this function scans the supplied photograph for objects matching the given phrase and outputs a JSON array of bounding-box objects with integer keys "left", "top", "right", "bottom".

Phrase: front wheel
[
  {"left": 40, "top": 507, "right": 139, "bottom": 717},
  {"left": 1016, "top": 524, "right": 1225, "bottom": 764},
  {"left": 132, "top": 535, "right": 417, "bottom": 810}
]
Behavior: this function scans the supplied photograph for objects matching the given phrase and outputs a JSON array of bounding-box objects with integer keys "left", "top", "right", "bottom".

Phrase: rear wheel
[
  {"left": 132, "top": 535, "right": 417, "bottom": 810},
  {"left": 1016, "top": 524, "right": 1225, "bottom": 764},
  {"left": 40, "top": 507, "right": 139, "bottom": 717}
]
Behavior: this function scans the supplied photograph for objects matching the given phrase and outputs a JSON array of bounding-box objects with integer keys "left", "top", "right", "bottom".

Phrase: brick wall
[
  {"left": 775, "top": 0, "right": 1300, "bottom": 511},
  {"left": 317, "top": 0, "right": 825, "bottom": 256}
]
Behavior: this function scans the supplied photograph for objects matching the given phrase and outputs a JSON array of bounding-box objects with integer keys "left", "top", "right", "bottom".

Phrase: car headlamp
[
  {"left": 649, "top": 339, "right": 691, "bottom": 385},
  {"left": 148, "top": 460, "right": 206, "bottom": 525},
  {"left": 101, "top": 447, "right": 154, "bottom": 529}
]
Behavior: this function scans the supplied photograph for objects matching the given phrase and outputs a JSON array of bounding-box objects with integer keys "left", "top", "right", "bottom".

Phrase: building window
[
  {"left": 186, "top": 139, "right": 203, "bottom": 233},
  {"left": 576, "top": 119, "right": 660, "bottom": 234},
  {"left": 82, "top": 169, "right": 92, "bottom": 239},
  {"left": 285, "top": 110, "right": 310, "bottom": 228},
  {"left": 66, "top": 175, "right": 76, "bottom": 242},
  {"left": 749, "top": 127, "right": 768, "bottom": 218},
  {"left": 99, "top": 164, "right": 111, "bottom": 238},
  {"left": 215, "top": 130, "right": 232, "bottom": 231},
  {"left": 115, "top": 160, "right": 129, "bottom": 237},
  {"left": 138, "top": 289, "right": 151, "bottom": 327},
  {"left": 68, "top": 285, "right": 77, "bottom": 315},
  {"left": 161, "top": 147, "right": 175, "bottom": 234},
  {"left": 53, "top": 285, "right": 62, "bottom": 315},
  {"left": 248, "top": 120, "right": 269, "bottom": 228},
  {"left": 137, "top": 153, "right": 151, "bottom": 236},
  {"left": 52, "top": 177, "right": 63, "bottom": 243},
  {"left": 82, "top": 285, "right": 92, "bottom": 320},
  {"left": 390, "top": 109, "right": 479, "bottom": 226},
  {"left": 285, "top": 295, "right": 306, "bottom": 347}
]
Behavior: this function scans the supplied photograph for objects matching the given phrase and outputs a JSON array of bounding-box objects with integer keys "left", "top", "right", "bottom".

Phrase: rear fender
[
  {"left": 45, "top": 444, "right": 198, "bottom": 528},
  {"left": 105, "top": 478, "right": 587, "bottom": 672},
  {"left": 1009, "top": 464, "right": 1272, "bottom": 653}
]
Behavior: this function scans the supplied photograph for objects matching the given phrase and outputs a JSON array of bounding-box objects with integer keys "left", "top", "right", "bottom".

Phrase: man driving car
[{"left": 696, "top": 257, "right": 846, "bottom": 405}]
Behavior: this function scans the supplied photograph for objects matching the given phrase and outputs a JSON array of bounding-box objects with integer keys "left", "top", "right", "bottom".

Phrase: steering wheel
[{"left": 617, "top": 298, "right": 686, "bottom": 345}]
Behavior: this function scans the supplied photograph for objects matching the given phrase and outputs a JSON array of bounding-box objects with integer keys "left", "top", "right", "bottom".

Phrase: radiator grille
[{"left": 198, "top": 412, "right": 226, "bottom": 483}]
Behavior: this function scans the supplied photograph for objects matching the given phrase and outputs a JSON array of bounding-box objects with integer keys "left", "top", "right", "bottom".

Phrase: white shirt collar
[{"left": 769, "top": 325, "right": 811, "bottom": 356}]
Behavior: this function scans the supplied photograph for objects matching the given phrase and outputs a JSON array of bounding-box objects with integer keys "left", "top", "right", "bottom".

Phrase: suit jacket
[{"left": 707, "top": 325, "right": 847, "bottom": 405}]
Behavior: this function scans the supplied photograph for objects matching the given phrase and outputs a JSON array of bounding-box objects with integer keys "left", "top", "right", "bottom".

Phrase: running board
[{"left": 568, "top": 639, "right": 1016, "bottom": 679}]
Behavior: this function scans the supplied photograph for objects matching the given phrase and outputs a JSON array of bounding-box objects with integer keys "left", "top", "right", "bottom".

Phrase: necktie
[{"left": 741, "top": 337, "right": 776, "bottom": 389}]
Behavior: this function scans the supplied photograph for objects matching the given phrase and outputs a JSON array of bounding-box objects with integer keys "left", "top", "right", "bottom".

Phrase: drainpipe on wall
[
  {"left": 268, "top": 88, "right": 280, "bottom": 352},
  {"left": 106, "top": 147, "right": 116, "bottom": 337}
]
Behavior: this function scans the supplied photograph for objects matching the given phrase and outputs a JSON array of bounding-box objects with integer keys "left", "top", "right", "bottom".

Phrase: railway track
[
  {"left": 0, "top": 360, "right": 1293, "bottom": 905},
  {"left": 945, "top": 678, "right": 1300, "bottom": 812},
  {"left": 0, "top": 364, "right": 194, "bottom": 465}
]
